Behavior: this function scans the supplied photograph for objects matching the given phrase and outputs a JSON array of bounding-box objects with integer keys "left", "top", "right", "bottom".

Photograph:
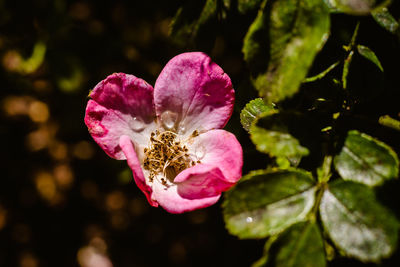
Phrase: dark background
[{"left": 0, "top": 0, "right": 399, "bottom": 266}]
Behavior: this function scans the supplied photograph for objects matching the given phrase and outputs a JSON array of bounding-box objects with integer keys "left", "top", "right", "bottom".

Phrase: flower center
[{"left": 143, "top": 130, "right": 200, "bottom": 186}]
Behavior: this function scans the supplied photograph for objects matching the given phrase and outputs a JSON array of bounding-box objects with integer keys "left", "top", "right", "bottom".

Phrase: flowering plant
[{"left": 85, "top": 52, "right": 243, "bottom": 213}]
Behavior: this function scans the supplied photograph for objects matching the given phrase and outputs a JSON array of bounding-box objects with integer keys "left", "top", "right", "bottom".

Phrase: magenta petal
[
  {"left": 174, "top": 164, "right": 234, "bottom": 199},
  {"left": 189, "top": 129, "right": 243, "bottom": 183},
  {"left": 119, "top": 135, "right": 158, "bottom": 207},
  {"left": 85, "top": 73, "right": 156, "bottom": 159},
  {"left": 151, "top": 181, "right": 220, "bottom": 214},
  {"left": 154, "top": 52, "right": 234, "bottom": 134}
]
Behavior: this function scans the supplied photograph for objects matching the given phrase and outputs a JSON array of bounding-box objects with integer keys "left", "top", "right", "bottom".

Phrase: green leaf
[
  {"left": 169, "top": 0, "right": 218, "bottom": 49},
  {"left": 249, "top": 111, "right": 324, "bottom": 160},
  {"left": 260, "top": 222, "right": 326, "bottom": 267},
  {"left": 242, "top": 0, "right": 269, "bottom": 75},
  {"left": 223, "top": 169, "right": 317, "bottom": 239},
  {"left": 303, "top": 61, "right": 340, "bottom": 83},
  {"left": 372, "top": 7, "right": 399, "bottom": 34},
  {"left": 323, "top": 0, "right": 390, "bottom": 15},
  {"left": 238, "top": 0, "right": 264, "bottom": 14},
  {"left": 342, "top": 50, "right": 354, "bottom": 89},
  {"left": 379, "top": 115, "right": 400, "bottom": 131},
  {"left": 243, "top": 0, "right": 330, "bottom": 103},
  {"left": 342, "top": 23, "right": 359, "bottom": 89},
  {"left": 334, "top": 130, "right": 399, "bottom": 186},
  {"left": 319, "top": 180, "right": 399, "bottom": 262},
  {"left": 357, "top": 45, "right": 384, "bottom": 72},
  {"left": 250, "top": 122, "right": 309, "bottom": 159},
  {"left": 240, "top": 98, "right": 274, "bottom": 131},
  {"left": 252, "top": 236, "right": 278, "bottom": 267},
  {"left": 19, "top": 41, "right": 47, "bottom": 74},
  {"left": 317, "top": 156, "right": 333, "bottom": 183}
]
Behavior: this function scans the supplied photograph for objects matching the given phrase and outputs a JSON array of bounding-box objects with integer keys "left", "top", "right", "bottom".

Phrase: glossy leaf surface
[
  {"left": 324, "top": 0, "right": 388, "bottom": 15},
  {"left": 249, "top": 112, "right": 324, "bottom": 160},
  {"left": 372, "top": 7, "right": 399, "bottom": 33},
  {"left": 320, "top": 180, "right": 399, "bottom": 262},
  {"left": 334, "top": 130, "right": 399, "bottom": 186},
  {"left": 223, "top": 170, "right": 316, "bottom": 239},
  {"left": 259, "top": 222, "right": 326, "bottom": 267}
]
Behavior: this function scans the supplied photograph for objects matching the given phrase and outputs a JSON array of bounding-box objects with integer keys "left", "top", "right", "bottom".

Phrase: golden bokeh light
[
  {"left": 53, "top": 164, "right": 74, "bottom": 189},
  {"left": 78, "top": 228, "right": 112, "bottom": 267},
  {"left": 3, "top": 96, "right": 32, "bottom": 116},
  {"left": 19, "top": 252, "right": 39, "bottom": 267},
  {"left": 28, "top": 101, "right": 49, "bottom": 123},
  {"left": 77, "top": 246, "right": 113, "bottom": 267},
  {"left": 3, "top": 96, "right": 50, "bottom": 123},
  {"left": 48, "top": 141, "right": 68, "bottom": 160},
  {"left": 105, "top": 191, "right": 126, "bottom": 211},
  {"left": 26, "top": 129, "right": 50, "bottom": 150},
  {"left": 84, "top": 224, "right": 105, "bottom": 241},
  {"left": 73, "top": 141, "right": 94, "bottom": 160},
  {"left": 26, "top": 123, "right": 58, "bottom": 151},
  {"left": 2, "top": 50, "right": 22, "bottom": 72},
  {"left": 89, "top": 237, "right": 108, "bottom": 254},
  {"left": 124, "top": 46, "right": 139, "bottom": 61},
  {"left": 35, "top": 172, "right": 56, "bottom": 201},
  {"left": 33, "top": 79, "right": 52, "bottom": 93}
]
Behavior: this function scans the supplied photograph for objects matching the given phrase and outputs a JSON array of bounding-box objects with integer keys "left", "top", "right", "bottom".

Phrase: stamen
[
  {"left": 191, "top": 130, "right": 199, "bottom": 137},
  {"left": 143, "top": 130, "right": 199, "bottom": 186}
]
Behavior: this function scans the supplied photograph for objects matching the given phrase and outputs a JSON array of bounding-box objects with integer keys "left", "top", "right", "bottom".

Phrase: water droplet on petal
[
  {"left": 160, "top": 110, "right": 178, "bottom": 130},
  {"left": 195, "top": 145, "right": 205, "bottom": 160},
  {"left": 178, "top": 125, "right": 186, "bottom": 134},
  {"left": 246, "top": 217, "right": 253, "bottom": 223},
  {"left": 130, "top": 117, "right": 145, "bottom": 132}
]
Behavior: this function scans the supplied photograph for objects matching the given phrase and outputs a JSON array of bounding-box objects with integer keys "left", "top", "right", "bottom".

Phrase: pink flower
[{"left": 84, "top": 52, "right": 243, "bottom": 213}]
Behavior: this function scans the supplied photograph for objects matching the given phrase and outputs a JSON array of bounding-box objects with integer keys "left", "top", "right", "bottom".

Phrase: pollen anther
[{"left": 143, "top": 130, "right": 198, "bottom": 185}]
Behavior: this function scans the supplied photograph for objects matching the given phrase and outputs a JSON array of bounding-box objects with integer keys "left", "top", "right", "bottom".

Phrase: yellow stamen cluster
[{"left": 143, "top": 130, "right": 200, "bottom": 186}]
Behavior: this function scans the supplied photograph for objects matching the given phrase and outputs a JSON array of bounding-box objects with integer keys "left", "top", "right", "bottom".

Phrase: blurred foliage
[
  {"left": 243, "top": 0, "right": 330, "bottom": 103},
  {"left": 372, "top": 6, "right": 399, "bottom": 33},
  {"left": 1, "top": 0, "right": 400, "bottom": 267},
  {"left": 356, "top": 44, "right": 384, "bottom": 71}
]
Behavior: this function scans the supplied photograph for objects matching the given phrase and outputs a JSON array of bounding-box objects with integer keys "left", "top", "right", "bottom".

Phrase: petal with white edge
[
  {"left": 85, "top": 73, "right": 156, "bottom": 159},
  {"left": 154, "top": 52, "right": 234, "bottom": 136}
]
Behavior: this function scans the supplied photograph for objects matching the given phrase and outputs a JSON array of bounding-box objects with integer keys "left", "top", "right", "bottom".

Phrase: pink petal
[
  {"left": 151, "top": 181, "right": 221, "bottom": 214},
  {"left": 119, "top": 135, "right": 158, "bottom": 207},
  {"left": 188, "top": 129, "right": 243, "bottom": 183},
  {"left": 150, "top": 129, "right": 243, "bottom": 214},
  {"left": 85, "top": 73, "right": 156, "bottom": 159},
  {"left": 175, "top": 164, "right": 234, "bottom": 199},
  {"left": 154, "top": 52, "right": 234, "bottom": 135}
]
